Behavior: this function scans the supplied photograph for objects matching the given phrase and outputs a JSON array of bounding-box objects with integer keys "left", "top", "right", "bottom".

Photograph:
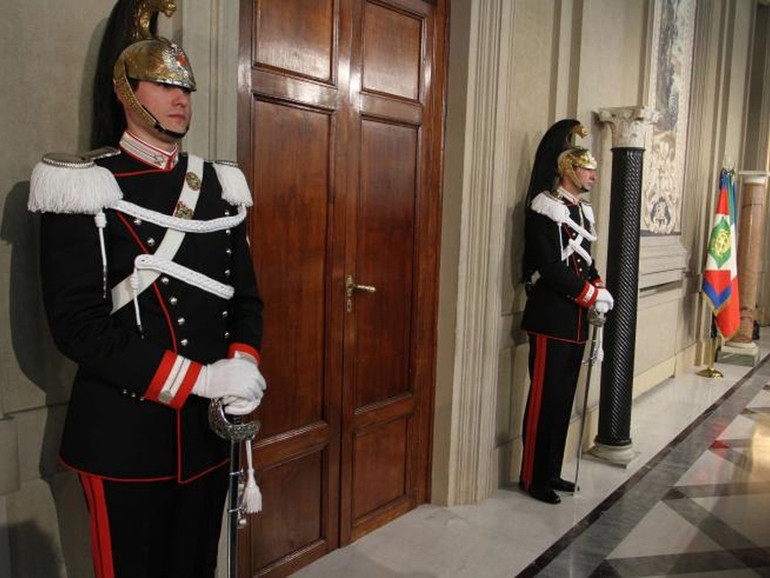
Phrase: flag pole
[
  {"left": 696, "top": 336, "right": 723, "bottom": 378},
  {"left": 697, "top": 314, "right": 723, "bottom": 379}
]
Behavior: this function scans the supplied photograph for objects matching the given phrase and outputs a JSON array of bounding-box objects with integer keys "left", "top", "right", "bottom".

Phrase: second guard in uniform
[{"left": 519, "top": 120, "right": 614, "bottom": 505}]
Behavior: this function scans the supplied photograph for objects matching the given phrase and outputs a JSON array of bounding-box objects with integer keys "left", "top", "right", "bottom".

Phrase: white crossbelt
[
  {"left": 133, "top": 254, "right": 234, "bottom": 300},
  {"left": 110, "top": 155, "right": 244, "bottom": 314}
]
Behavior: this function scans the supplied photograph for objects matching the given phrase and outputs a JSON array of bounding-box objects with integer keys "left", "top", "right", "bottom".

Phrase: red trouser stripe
[
  {"left": 522, "top": 334, "right": 548, "bottom": 489},
  {"left": 80, "top": 474, "right": 115, "bottom": 578}
]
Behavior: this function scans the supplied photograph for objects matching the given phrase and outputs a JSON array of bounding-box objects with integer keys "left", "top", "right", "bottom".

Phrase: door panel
[
  {"left": 250, "top": 451, "right": 324, "bottom": 570},
  {"left": 252, "top": 99, "right": 331, "bottom": 438},
  {"left": 354, "top": 120, "right": 417, "bottom": 408},
  {"left": 362, "top": 2, "right": 422, "bottom": 99},
  {"left": 239, "top": 0, "right": 445, "bottom": 574},
  {"left": 352, "top": 418, "right": 408, "bottom": 517},
  {"left": 254, "top": 0, "right": 336, "bottom": 82}
]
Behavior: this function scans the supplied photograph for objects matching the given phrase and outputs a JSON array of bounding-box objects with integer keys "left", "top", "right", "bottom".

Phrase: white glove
[
  {"left": 594, "top": 288, "right": 614, "bottom": 313},
  {"left": 192, "top": 358, "right": 265, "bottom": 415}
]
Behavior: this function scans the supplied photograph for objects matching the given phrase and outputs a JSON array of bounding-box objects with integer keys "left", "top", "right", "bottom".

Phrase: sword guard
[
  {"left": 588, "top": 308, "right": 606, "bottom": 327},
  {"left": 208, "top": 398, "right": 260, "bottom": 441}
]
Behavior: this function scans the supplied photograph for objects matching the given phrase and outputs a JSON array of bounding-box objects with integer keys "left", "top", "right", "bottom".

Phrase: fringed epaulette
[
  {"left": 213, "top": 160, "right": 253, "bottom": 208},
  {"left": 529, "top": 191, "right": 570, "bottom": 224},
  {"left": 29, "top": 148, "right": 123, "bottom": 214},
  {"left": 581, "top": 202, "right": 595, "bottom": 227}
]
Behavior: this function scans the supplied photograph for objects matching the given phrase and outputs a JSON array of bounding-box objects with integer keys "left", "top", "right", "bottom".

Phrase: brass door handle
[{"left": 345, "top": 274, "right": 376, "bottom": 297}]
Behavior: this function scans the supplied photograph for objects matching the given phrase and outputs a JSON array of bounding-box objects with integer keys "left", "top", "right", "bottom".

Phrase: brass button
[
  {"left": 147, "top": 238, "right": 156, "bottom": 247},
  {"left": 180, "top": 338, "right": 189, "bottom": 347},
  {"left": 222, "top": 311, "right": 228, "bottom": 318},
  {"left": 177, "top": 318, "right": 186, "bottom": 326},
  {"left": 169, "top": 296, "right": 178, "bottom": 306},
  {"left": 224, "top": 269, "right": 231, "bottom": 278},
  {"left": 161, "top": 277, "right": 170, "bottom": 285},
  {"left": 224, "top": 332, "right": 230, "bottom": 339},
  {"left": 133, "top": 218, "right": 142, "bottom": 226}
]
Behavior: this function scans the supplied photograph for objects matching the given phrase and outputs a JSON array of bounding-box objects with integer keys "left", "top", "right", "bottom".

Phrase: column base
[
  {"left": 720, "top": 340, "right": 760, "bottom": 367},
  {"left": 587, "top": 441, "right": 639, "bottom": 469}
]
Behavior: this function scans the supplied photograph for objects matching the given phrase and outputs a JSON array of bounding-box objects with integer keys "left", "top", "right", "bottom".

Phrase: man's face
[
  {"left": 123, "top": 80, "right": 192, "bottom": 144},
  {"left": 575, "top": 166, "right": 597, "bottom": 191}
]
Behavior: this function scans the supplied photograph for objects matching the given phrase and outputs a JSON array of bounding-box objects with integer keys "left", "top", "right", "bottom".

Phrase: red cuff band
[{"left": 228, "top": 343, "right": 261, "bottom": 364}]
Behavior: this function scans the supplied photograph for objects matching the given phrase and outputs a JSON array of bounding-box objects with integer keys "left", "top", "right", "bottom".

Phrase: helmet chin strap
[{"left": 149, "top": 114, "right": 188, "bottom": 140}]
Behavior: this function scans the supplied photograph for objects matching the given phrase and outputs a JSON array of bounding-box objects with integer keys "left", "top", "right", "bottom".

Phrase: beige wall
[
  {"left": 1, "top": 3, "right": 105, "bottom": 575},
  {"left": 432, "top": 0, "right": 765, "bottom": 506}
]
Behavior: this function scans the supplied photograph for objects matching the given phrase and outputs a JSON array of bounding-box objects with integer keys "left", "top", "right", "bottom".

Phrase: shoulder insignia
[
  {"left": 213, "top": 161, "right": 253, "bottom": 207},
  {"left": 83, "top": 146, "right": 121, "bottom": 161},
  {"left": 29, "top": 151, "right": 123, "bottom": 215},
  {"left": 530, "top": 191, "right": 569, "bottom": 224}
]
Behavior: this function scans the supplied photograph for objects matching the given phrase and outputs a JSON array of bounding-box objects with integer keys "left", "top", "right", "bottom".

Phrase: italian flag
[{"left": 702, "top": 169, "right": 740, "bottom": 338}]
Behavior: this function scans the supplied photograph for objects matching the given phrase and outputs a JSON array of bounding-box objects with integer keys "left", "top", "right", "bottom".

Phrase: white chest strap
[{"left": 111, "top": 155, "right": 204, "bottom": 314}]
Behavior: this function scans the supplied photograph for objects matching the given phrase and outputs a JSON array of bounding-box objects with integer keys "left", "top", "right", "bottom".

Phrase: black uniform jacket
[
  {"left": 521, "top": 191, "right": 602, "bottom": 344},
  {"left": 38, "top": 145, "right": 263, "bottom": 482}
]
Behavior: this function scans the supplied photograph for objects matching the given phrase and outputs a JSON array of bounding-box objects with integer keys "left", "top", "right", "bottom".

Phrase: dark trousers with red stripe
[
  {"left": 79, "top": 466, "right": 229, "bottom": 578},
  {"left": 520, "top": 334, "right": 585, "bottom": 491}
]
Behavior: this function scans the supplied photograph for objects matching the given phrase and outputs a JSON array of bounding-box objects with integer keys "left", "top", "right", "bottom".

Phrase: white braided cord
[
  {"left": 133, "top": 254, "right": 234, "bottom": 300},
  {"left": 116, "top": 201, "right": 247, "bottom": 233}
]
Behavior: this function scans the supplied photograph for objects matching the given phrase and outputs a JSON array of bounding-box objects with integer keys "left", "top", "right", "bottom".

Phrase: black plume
[
  {"left": 524, "top": 119, "right": 582, "bottom": 207},
  {"left": 91, "top": 1, "right": 158, "bottom": 148}
]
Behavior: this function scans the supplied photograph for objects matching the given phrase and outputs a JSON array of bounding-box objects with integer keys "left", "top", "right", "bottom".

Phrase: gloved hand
[
  {"left": 192, "top": 358, "right": 264, "bottom": 415},
  {"left": 594, "top": 287, "right": 614, "bottom": 313}
]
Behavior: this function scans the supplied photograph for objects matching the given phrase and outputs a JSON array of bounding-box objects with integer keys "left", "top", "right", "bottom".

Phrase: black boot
[
  {"left": 550, "top": 478, "right": 576, "bottom": 492},
  {"left": 528, "top": 485, "right": 561, "bottom": 504}
]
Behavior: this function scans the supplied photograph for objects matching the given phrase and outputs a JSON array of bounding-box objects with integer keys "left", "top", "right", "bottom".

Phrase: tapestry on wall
[{"left": 642, "top": 0, "right": 696, "bottom": 235}]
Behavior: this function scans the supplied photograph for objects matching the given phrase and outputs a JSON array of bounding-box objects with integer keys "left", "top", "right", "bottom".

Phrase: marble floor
[{"left": 295, "top": 334, "right": 770, "bottom": 577}]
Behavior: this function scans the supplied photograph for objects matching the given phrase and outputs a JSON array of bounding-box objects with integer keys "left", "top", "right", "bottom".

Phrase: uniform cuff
[
  {"left": 575, "top": 282, "right": 598, "bottom": 308},
  {"left": 144, "top": 351, "right": 203, "bottom": 409},
  {"left": 228, "top": 343, "right": 261, "bottom": 365}
]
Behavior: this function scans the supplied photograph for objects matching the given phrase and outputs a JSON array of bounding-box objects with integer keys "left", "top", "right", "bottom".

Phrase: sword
[
  {"left": 209, "top": 399, "right": 261, "bottom": 578},
  {"left": 573, "top": 308, "right": 605, "bottom": 494}
]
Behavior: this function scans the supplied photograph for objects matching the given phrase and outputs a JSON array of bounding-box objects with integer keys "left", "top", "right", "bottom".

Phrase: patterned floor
[
  {"left": 296, "top": 341, "right": 770, "bottom": 578},
  {"left": 523, "top": 356, "right": 770, "bottom": 577}
]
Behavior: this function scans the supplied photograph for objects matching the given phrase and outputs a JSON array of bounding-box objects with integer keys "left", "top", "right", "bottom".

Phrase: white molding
[
  {"left": 639, "top": 235, "right": 689, "bottom": 290},
  {"left": 448, "top": 0, "right": 515, "bottom": 505},
  {"left": 739, "top": 170, "right": 770, "bottom": 185},
  {"left": 595, "top": 106, "right": 660, "bottom": 149}
]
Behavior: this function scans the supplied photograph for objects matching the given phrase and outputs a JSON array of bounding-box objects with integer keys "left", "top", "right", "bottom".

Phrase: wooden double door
[{"left": 237, "top": 0, "right": 446, "bottom": 575}]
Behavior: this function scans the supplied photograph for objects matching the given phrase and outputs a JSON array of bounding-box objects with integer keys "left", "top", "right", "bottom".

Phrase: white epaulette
[
  {"left": 213, "top": 160, "right": 254, "bottom": 208},
  {"left": 28, "top": 148, "right": 123, "bottom": 215},
  {"left": 530, "top": 191, "right": 570, "bottom": 224}
]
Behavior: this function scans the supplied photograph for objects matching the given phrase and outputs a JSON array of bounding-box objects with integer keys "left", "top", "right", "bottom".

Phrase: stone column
[
  {"left": 591, "top": 106, "right": 659, "bottom": 466},
  {"left": 726, "top": 172, "right": 769, "bottom": 355}
]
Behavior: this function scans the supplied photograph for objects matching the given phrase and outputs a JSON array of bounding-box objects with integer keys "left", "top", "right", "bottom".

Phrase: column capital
[
  {"left": 738, "top": 171, "right": 770, "bottom": 185},
  {"left": 595, "top": 106, "right": 660, "bottom": 149}
]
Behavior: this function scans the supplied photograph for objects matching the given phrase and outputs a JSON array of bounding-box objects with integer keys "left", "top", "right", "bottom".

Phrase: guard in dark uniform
[
  {"left": 519, "top": 120, "right": 613, "bottom": 504},
  {"left": 29, "top": 2, "right": 264, "bottom": 576}
]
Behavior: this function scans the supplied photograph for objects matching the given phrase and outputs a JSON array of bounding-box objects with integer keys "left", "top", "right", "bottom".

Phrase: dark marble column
[{"left": 591, "top": 106, "right": 659, "bottom": 466}]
